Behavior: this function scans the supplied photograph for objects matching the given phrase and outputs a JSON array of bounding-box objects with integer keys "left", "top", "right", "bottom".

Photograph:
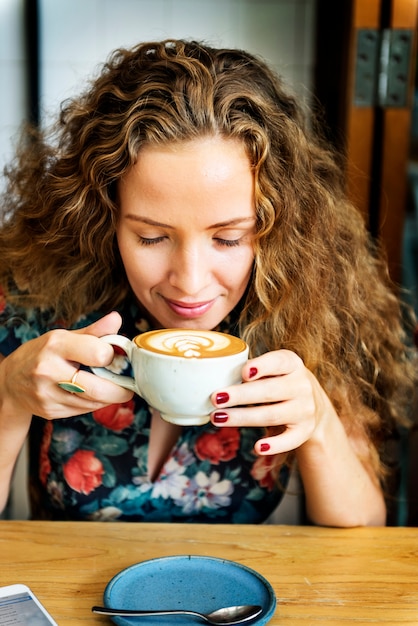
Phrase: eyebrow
[{"left": 124, "top": 215, "right": 255, "bottom": 229}]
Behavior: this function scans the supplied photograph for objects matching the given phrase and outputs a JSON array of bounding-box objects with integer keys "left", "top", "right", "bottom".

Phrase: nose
[{"left": 168, "top": 243, "right": 211, "bottom": 295}]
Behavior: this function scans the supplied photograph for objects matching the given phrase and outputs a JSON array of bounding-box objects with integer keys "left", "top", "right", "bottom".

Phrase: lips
[{"left": 163, "top": 297, "right": 216, "bottom": 319}]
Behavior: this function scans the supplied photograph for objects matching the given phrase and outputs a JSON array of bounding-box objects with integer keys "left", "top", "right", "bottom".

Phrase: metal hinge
[{"left": 354, "top": 28, "right": 414, "bottom": 107}]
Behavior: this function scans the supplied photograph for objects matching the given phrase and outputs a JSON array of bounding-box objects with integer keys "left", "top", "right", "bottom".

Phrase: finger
[
  {"left": 72, "top": 370, "right": 134, "bottom": 404},
  {"left": 41, "top": 328, "right": 117, "bottom": 369},
  {"left": 254, "top": 427, "right": 313, "bottom": 455},
  {"left": 242, "top": 350, "right": 304, "bottom": 381},
  {"left": 24, "top": 369, "right": 131, "bottom": 420},
  {"left": 211, "top": 371, "right": 310, "bottom": 410},
  {"left": 74, "top": 311, "right": 122, "bottom": 338},
  {"left": 210, "top": 397, "right": 312, "bottom": 429},
  {"left": 38, "top": 390, "right": 132, "bottom": 421},
  {"left": 60, "top": 312, "right": 124, "bottom": 366},
  {"left": 210, "top": 400, "right": 315, "bottom": 455},
  {"left": 62, "top": 369, "right": 134, "bottom": 405}
]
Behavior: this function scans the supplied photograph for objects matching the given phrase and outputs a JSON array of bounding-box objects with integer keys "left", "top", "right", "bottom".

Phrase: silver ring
[{"left": 57, "top": 368, "right": 86, "bottom": 393}]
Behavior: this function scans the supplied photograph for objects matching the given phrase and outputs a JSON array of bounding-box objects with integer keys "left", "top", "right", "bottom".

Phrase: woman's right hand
[
  {"left": 0, "top": 311, "right": 132, "bottom": 515},
  {"left": 0, "top": 311, "right": 133, "bottom": 421}
]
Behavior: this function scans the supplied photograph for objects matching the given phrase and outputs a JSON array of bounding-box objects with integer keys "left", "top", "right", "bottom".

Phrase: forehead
[
  {"left": 128, "top": 135, "right": 249, "bottom": 175},
  {"left": 118, "top": 137, "right": 255, "bottom": 218}
]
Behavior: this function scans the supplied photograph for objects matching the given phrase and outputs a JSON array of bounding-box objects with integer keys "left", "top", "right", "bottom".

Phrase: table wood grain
[{"left": 0, "top": 522, "right": 417, "bottom": 625}]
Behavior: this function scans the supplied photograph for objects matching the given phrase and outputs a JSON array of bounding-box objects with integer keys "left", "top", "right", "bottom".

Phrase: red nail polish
[
  {"left": 213, "top": 412, "right": 229, "bottom": 423},
  {"left": 249, "top": 367, "right": 258, "bottom": 378},
  {"left": 216, "top": 392, "right": 229, "bottom": 405},
  {"left": 260, "top": 443, "right": 270, "bottom": 452}
]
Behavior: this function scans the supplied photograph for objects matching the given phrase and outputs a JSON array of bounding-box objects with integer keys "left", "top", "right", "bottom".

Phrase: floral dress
[{"left": 0, "top": 288, "right": 289, "bottom": 522}]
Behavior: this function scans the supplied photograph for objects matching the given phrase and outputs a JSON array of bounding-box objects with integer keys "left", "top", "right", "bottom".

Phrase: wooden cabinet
[{"left": 315, "top": 0, "right": 418, "bottom": 285}]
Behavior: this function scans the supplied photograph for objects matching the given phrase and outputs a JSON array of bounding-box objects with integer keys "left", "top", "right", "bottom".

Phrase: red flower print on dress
[
  {"left": 195, "top": 428, "right": 240, "bottom": 464},
  {"left": 63, "top": 449, "right": 104, "bottom": 495},
  {"left": 93, "top": 399, "right": 135, "bottom": 431},
  {"left": 250, "top": 455, "right": 277, "bottom": 491},
  {"left": 39, "top": 421, "right": 53, "bottom": 486}
]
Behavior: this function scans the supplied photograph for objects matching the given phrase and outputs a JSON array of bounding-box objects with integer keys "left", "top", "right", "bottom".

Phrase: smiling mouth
[{"left": 163, "top": 298, "right": 216, "bottom": 318}]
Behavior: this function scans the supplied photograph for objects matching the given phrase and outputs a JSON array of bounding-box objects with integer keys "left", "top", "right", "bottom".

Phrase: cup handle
[{"left": 91, "top": 334, "right": 138, "bottom": 393}]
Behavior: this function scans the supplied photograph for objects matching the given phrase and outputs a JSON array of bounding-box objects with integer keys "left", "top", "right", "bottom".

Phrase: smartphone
[{"left": 0, "top": 584, "right": 58, "bottom": 625}]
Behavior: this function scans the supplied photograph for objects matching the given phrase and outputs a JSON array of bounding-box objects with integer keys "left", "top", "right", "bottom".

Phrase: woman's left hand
[
  {"left": 210, "top": 349, "right": 387, "bottom": 526},
  {"left": 210, "top": 349, "right": 336, "bottom": 455}
]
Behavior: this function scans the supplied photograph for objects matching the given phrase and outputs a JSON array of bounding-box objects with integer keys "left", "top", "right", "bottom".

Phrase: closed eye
[
  {"left": 214, "top": 238, "right": 241, "bottom": 247},
  {"left": 138, "top": 236, "right": 166, "bottom": 246}
]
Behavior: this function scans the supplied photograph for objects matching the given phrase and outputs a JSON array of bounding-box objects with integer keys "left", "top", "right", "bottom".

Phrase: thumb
[{"left": 75, "top": 311, "right": 123, "bottom": 338}]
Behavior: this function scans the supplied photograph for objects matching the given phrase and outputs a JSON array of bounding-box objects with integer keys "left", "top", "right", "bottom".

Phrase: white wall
[
  {"left": 2, "top": 0, "right": 315, "bottom": 521},
  {"left": 1, "top": 0, "right": 317, "bottom": 186},
  {"left": 39, "top": 0, "right": 316, "bottom": 121},
  {"left": 0, "top": 0, "right": 26, "bottom": 180}
]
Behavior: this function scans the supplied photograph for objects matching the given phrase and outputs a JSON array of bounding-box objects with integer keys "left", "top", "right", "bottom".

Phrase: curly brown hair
[{"left": 0, "top": 39, "right": 415, "bottom": 480}]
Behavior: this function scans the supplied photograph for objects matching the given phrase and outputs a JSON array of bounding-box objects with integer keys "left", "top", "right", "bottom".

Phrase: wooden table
[{"left": 0, "top": 522, "right": 417, "bottom": 625}]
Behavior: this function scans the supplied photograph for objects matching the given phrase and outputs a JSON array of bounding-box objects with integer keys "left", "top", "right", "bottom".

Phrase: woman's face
[{"left": 116, "top": 136, "right": 256, "bottom": 330}]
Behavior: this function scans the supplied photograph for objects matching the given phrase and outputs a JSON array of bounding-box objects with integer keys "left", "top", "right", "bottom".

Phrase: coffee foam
[{"left": 135, "top": 329, "right": 247, "bottom": 358}]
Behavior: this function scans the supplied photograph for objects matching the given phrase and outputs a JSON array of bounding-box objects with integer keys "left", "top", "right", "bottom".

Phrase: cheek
[
  {"left": 116, "top": 228, "right": 129, "bottom": 261},
  {"left": 120, "top": 247, "right": 166, "bottom": 291},
  {"left": 116, "top": 234, "right": 143, "bottom": 283},
  {"left": 226, "top": 250, "right": 254, "bottom": 286},
  {"left": 123, "top": 252, "right": 151, "bottom": 285}
]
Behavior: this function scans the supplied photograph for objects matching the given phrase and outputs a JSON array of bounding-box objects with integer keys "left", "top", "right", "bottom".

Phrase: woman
[{"left": 0, "top": 39, "right": 414, "bottom": 525}]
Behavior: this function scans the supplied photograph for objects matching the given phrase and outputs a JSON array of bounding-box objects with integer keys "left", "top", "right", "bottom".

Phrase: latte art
[{"left": 135, "top": 329, "right": 247, "bottom": 358}]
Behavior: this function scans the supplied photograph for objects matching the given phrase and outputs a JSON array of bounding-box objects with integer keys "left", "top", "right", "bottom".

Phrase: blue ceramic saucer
[{"left": 103, "top": 555, "right": 276, "bottom": 625}]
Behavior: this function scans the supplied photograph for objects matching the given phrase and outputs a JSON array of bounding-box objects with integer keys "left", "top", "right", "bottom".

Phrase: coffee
[{"left": 134, "top": 329, "right": 246, "bottom": 359}]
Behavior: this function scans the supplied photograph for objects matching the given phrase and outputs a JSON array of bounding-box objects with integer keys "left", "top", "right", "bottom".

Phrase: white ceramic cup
[{"left": 92, "top": 329, "right": 249, "bottom": 426}]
